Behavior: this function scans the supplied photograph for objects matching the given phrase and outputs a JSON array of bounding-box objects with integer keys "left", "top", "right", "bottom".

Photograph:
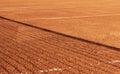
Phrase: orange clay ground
[{"left": 0, "top": 0, "right": 120, "bottom": 74}]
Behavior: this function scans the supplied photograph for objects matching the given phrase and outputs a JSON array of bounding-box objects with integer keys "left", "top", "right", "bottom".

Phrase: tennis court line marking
[
  {"left": 37, "top": 14, "right": 120, "bottom": 20},
  {"left": 0, "top": 6, "right": 76, "bottom": 11},
  {"left": 8, "top": 13, "right": 120, "bottom": 20}
]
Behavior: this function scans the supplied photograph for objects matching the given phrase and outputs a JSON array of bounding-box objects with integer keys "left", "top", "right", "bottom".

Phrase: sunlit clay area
[{"left": 0, "top": 0, "right": 120, "bottom": 74}]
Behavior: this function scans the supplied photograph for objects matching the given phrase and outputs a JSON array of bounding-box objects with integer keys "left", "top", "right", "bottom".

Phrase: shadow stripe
[{"left": 0, "top": 16, "right": 119, "bottom": 51}]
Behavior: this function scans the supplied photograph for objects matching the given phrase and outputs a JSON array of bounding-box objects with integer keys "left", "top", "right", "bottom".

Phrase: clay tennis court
[{"left": 0, "top": 0, "right": 120, "bottom": 74}]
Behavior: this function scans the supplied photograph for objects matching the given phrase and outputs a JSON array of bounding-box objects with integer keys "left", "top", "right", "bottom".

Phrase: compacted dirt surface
[
  {"left": 0, "top": 0, "right": 120, "bottom": 74},
  {"left": 0, "top": 17, "right": 120, "bottom": 74},
  {"left": 1, "top": 0, "right": 120, "bottom": 47}
]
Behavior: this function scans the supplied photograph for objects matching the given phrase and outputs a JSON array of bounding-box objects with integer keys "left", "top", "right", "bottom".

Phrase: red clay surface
[
  {"left": 0, "top": 16, "right": 120, "bottom": 74},
  {"left": 0, "top": 0, "right": 120, "bottom": 74},
  {"left": 1, "top": 0, "right": 120, "bottom": 47}
]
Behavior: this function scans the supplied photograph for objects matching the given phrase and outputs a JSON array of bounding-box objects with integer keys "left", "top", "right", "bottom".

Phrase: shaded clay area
[{"left": 0, "top": 18, "right": 120, "bottom": 74}]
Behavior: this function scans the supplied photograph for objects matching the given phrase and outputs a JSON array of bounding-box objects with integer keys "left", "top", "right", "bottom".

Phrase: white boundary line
[
  {"left": 0, "top": 6, "right": 76, "bottom": 11},
  {"left": 35, "top": 14, "right": 120, "bottom": 20}
]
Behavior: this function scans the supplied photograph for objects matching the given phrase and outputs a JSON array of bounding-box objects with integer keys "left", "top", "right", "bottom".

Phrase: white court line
[
  {"left": 0, "top": 6, "right": 76, "bottom": 11},
  {"left": 108, "top": 60, "right": 120, "bottom": 63},
  {"left": 35, "top": 14, "right": 120, "bottom": 20}
]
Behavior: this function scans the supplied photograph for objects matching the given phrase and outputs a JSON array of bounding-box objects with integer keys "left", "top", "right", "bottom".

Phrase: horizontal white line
[
  {"left": 108, "top": 60, "right": 120, "bottom": 64},
  {"left": 37, "top": 14, "right": 120, "bottom": 20},
  {"left": 0, "top": 6, "right": 75, "bottom": 11}
]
